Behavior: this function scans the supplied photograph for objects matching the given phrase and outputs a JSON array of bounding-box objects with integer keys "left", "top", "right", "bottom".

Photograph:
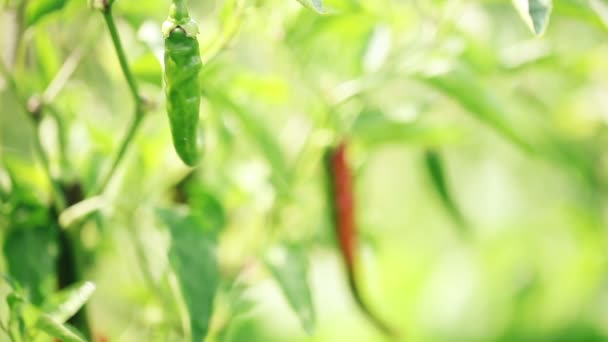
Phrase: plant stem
[
  {"left": 0, "top": 60, "right": 67, "bottom": 210},
  {"left": 32, "top": 123, "right": 67, "bottom": 210},
  {"left": 102, "top": 8, "right": 140, "bottom": 103},
  {"left": 11, "top": 0, "right": 27, "bottom": 67},
  {"left": 170, "top": 0, "right": 190, "bottom": 21},
  {"left": 57, "top": 227, "right": 91, "bottom": 339},
  {"left": 93, "top": 6, "right": 146, "bottom": 195},
  {"left": 4, "top": 8, "right": 90, "bottom": 340},
  {"left": 41, "top": 30, "right": 98, "bottom": 180},
  {"left": 46, "top": 105, "right": 71, "bottom": 175},
  {"left": 0, "top": 59, "right": 23, "bottom": 104},
  {"left": 94, "top": 108, "right": 144, "bottom": 194},
  {"left": 42, "top": 46, "right": 84, "bottom": 104}
]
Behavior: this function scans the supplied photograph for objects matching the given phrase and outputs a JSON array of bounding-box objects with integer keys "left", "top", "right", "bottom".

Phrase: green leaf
[
  {"left": 25, "top": 0, "right": 68, "bottom": 27},
  {"left": 157, "top": 208, "right": 218, "bottom": 342},
  {"left": 132, "top": 52, "right": 162, "bottom": 86},
  {"left": 589, "top": 0, "right": 608, "bottom": 26},
  {"left": 419, "top": 67, "right": 534, "bottom": 155},
  {"left": 295, "top": 0, "right": 325, "bottom": 14},
  {"left": 33, "top": 28, "right": 61, "bottom": 85},
  {"left": 36, "top": 315, "right": 86, "bottom": 342},
  {"left": 207, "top": 91, "right": 291, "bottom": 198},
  {"left": 352, "top": 108, "right": 464, "bottom": 148},
  {"left": 265, "top": 244, "right": 316, "bottom": 335},
  {"left": 6, "top": 291, "right": 27, "bottom": 341},
  {"left": 41, "top": 281, "right": 96, "bottom": 323},
  {"left": 423, "top": 150, "right": 469, "bottom": 236},
  {"left": 214, "top": 282, "right": 257, "bottom": 341},
  {"left": 3, "top": 219, "right": 58, "bottom": 305},
  {"left": 512, "top": 0, "right": 553, "bottom": 35},
  {"left": 177, "top": 175, "right": 226, "bottom": 232}
]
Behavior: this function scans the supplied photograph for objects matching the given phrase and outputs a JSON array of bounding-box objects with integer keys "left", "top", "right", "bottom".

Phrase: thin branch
[
  {"left": 45, "top": 105, "right": 71, "bottom": 175},
  {"left": 10, "top": 0, "right": 28, "bottom": 67},
  {"left": 40, "top": 24, "right": 100, "bottom": 177},
  {"left": 0, "top": 59, "right": 67, "bottom": 210},
  {"left": 0, "top": 58, "right": 23, "bottom": 104},
  {"left": 91, "top": 5, "right": 146, "bottom": 195},
  {"left": 93, "top": 109, "right": 144, "bottom": 194},
  {"left": 0, "top": 316, "right": 9, "bottom": 339},
  {"left": 40, "top": 14, "right": 100, "bottom": 105},
  {"left": 102, "top": 8, "right": 140, "bottom": 102},
  {"left": 42, "top": 47, "right": 84, "bottom": 104},
  {"left": 31, "top": 119, "right": 67, "bottom": 210}
]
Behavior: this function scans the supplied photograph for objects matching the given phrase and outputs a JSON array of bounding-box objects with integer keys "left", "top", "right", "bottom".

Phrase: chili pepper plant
[{"left": 2, "top": 0, "right": 608, "bottom": 341}]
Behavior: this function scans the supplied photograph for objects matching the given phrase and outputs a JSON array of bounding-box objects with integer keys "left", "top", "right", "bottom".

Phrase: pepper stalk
[{"left": 162, "top": 0, "right": 199, "bottom": 38}]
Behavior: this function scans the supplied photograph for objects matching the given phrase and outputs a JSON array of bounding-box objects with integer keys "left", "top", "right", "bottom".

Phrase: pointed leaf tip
[
  {"left": 513, "top": 0, "right": 553, "bottom": 36},
  {"left": 266, "top": 244, "right": 316, "bottom": 335},
  {"left": 295, "top": 0, "right": 325, "bottom": 14}
]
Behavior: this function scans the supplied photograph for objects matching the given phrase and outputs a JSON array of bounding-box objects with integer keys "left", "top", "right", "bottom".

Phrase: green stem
[
  {"left": 42, "top": 46, "right": 84, "bottom": 104},
  {"left": 32, "top": 123, "right": 67, "bottom": 210},
  {"left": 170, "top": 0, "right": 190, "bottom": 21},
  {"left": 93, "top": 6, "right": 146, "bottom": 195},
  {"left": 46, "top": 105, "right": 71, "bottom": 175},
  {"left": 11, "top": 0, "right": 27, "bottom": 67},
  {"left": 0, "top": 59, "right": 22, "bottom": 102},
  {"left": 93, "top": 108, "right": 144, "bottom": 195},
  {"left": 102, "top": 9, "right": 140, "bottom": 103},
  {"left": 1, "top": 60, "right": 67, "bottom": 210}
]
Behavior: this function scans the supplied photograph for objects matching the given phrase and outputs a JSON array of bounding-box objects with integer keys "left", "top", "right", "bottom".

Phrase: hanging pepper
[
  {"left": 328, "top": 142, "right": 357, "bottom": 275},
  {"left": 162, "top": 0, "right": 202, "bottom": 166},
  {"left": 325, "top": 141, "right": 396, "bottom": 338}
]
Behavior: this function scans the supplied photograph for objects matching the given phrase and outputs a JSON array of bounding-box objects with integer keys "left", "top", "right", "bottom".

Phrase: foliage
[{"left": 2, "top": 0, "right": 608, "bottom": 341}]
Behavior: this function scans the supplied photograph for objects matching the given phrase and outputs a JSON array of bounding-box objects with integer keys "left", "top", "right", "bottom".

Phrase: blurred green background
[{"left": 3, "top": 0, "right": 608, "bottom": 341}]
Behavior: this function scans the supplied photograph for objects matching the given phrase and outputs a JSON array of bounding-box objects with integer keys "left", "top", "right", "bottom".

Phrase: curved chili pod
[
  {"left": 163, "top": 0, "right": 202, "bottom": 166},
  {"left": 325, "top": 142, "right": 397, "bottom": 338},
  {"left": 327, "top": 143, "right": 357, "bottom": 274}
]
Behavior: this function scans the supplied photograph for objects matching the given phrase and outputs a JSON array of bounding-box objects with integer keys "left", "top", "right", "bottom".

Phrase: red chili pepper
[
  {"left": 326, "top": 141, "right": 397, "bottom": 338},
  {"left": 329, "top": 142, "right": 357, "bottom": 275}
]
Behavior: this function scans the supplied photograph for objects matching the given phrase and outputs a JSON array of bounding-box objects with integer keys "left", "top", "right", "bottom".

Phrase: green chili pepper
[{"left": 163, "top": 0, "right": 202, "bottom": 166}]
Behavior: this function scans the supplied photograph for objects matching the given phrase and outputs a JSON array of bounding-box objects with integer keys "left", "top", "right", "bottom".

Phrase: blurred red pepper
[
  {"left": 329, "top": 142, "right": 357, "bottom": 276},
  {"left": 326, "top": 141, "right": 397, "bottom": 338}
]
